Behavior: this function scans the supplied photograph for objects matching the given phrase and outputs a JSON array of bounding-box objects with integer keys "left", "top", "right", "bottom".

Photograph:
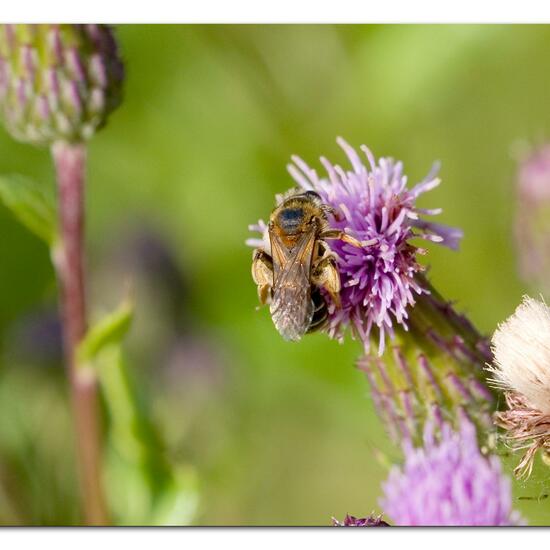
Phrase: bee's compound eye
[{"left": 304, "top": 190, "right": 322, "bottom": 201}]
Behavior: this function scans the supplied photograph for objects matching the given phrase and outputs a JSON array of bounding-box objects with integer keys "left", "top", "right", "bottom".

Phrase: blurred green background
[{"left": 0, "top": 24, "right": 549, "bottom": 525}]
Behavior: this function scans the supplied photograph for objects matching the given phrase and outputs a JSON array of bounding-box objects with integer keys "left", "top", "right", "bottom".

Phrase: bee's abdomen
[
  {"left": 270, "top": 285, "right": 313, "bottom": 341},
  {"left": 307, "top": 288, "right": 328, "bottom": 333}
]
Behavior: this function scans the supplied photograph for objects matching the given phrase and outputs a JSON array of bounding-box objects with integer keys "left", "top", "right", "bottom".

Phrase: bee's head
[
  {"left": 273, "top": 191, "right": 322, "bottom": 236},
  {"left": 276, "top": 205, "right": 306, "bottom": 235}
]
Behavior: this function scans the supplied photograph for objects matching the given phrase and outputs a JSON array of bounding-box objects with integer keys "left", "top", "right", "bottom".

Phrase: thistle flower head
[
  {"left": 380, "top": 420, "right": 523, "bottom": 526},
  {"left": 247, "top": 138, "right": 493, "bottom": 446},
  {"left": 490, "top": 296, "right": 550, "bottom": 414},
  {"left": 0, "top": 24, "right": 124, "bottom": 146},
  {"left": 247, "top": 137, "right": 462, "bottom": 353},
  {"left": 489, "top": 296, "right": 550, "bottom": 478}
]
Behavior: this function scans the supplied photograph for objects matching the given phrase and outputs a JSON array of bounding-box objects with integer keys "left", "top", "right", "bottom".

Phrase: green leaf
[
  {"left": 77, "top": 298, "right": 133, "bottom": 364},
  {"left": 96, "top": 334, "right": 198, "bottom": 525},
  {"left": 149, "top": 467, "right": 199, "bottom": 526},
  {"left": 0, "top": 173, "right": 58, "bottom": 245},
  {"left": 81, "top": 298, "right": 198, "bottom": 525}
]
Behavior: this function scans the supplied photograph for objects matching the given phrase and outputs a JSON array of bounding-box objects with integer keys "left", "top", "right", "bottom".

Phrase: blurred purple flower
[
  {"left": 332, "top": 513, "right": 389, "bottom": 527},
  {"left": 380, "top": 420, "right": 523, "bottom": 526},
  {"left": 515, "top": 144, "right": 550, "bottom": 294},
  {"left": 517, "top": 144, "right": 550, "bottom": 202},
  {"left": 248, "top": 137, "right": 462, "bottom": 354}
]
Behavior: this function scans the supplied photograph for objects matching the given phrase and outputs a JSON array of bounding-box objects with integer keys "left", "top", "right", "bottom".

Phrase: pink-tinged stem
[{"left": 51, "top": 141, "right": 109, "bottom": 525}]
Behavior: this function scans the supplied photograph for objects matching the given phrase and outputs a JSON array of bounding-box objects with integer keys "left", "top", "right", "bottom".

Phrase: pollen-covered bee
[{"left": 251, "top": 189, "right": 362, "bottom": 341}]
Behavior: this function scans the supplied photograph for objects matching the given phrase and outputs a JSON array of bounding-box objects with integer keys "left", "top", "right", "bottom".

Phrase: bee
[{"left": 251, "top": 189, "right": 362, "bottom": 341}]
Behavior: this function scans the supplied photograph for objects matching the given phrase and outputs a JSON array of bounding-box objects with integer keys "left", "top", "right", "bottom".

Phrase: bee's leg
[
  {"left": 318, "top": 229, "right": 364, "bottom": 248},
  {"left": 311, "top": 253, "right": 341, "bottom": 309},
  {"left": 321, "top": 204, "right": 337, "bottom": 218},
  {"left": 252, "top": 249, "right": 273, "bottom": 305}
]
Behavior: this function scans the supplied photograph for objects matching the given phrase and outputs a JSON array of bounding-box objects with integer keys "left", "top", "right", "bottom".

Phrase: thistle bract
[
  {"left": 332, "top": 514, "right": 389, "bottom": 527},
  {"left": 358, "top": 282, "right": 495, "bottom": 444},
  {"left": 0, "top": 24, "right": 124, "bottom": 146}
]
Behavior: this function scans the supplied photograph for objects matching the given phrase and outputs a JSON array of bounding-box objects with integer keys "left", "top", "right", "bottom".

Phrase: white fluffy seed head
[{"left": 489, "top": 296, "right": 550, "bottom": 414}]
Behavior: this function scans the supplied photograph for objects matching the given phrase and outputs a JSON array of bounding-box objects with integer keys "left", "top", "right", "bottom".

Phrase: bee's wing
[{"left": 269, "top": 229, "right": 316, "bottom": 341}]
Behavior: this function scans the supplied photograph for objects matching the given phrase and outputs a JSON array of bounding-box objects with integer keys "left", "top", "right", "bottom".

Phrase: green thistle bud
[
  {"left": 358, "top": 279, "right": 495, "bottom": 446},
  {"left": 0, "top": 24, "right": 124, "bottom": 146}
]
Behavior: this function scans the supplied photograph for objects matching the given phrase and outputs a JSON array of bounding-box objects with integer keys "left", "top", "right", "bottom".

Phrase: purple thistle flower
[
  {"left": 380, "top": 420, "right": 523, "bottom": 526},
  {"left": 248, "top": 138, "right": 494, "bottom": 444},
  {"left": 248, "top": 137, "right": 462, "bottom": 355}
]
